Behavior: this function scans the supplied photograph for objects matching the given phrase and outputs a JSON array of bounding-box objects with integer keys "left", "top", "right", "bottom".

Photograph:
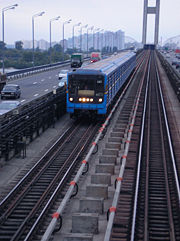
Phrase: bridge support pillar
[{"left": 142, "top": 0, "right": 160, "bottom": 46}]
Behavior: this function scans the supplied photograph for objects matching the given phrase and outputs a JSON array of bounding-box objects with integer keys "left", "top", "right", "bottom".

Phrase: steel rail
[
  {"left": 130, "top": 53, "right": 151, "bottom": 241},
  {"left": 103, "top": 51, "right": 150, "bottom": 241},
  {"left": 130, "top": 52, "right": 179, "bottom": 241},
  {"left": 0, "top": 123, "right": 77, "bottom": 209},
  {"left": 155, "top": 54, "right": 180, "bottom": 205},
  {"left": 41, "top": 51, "right": 147, "bottom": 241},
  {"left": 0, "top": 122, "right": 81, "bottom": 228},
  {"left": 155, "top": 59, "right": 176, "bottom": 241},
  {"left": 144, "top": 58, "right": 151, "bottom": 241},
  {"left": 10, "top": 123, "right": 96, "bottom": 241},
  {"left": 24, "top": 123, "right": 98, "bottom": 241},
  {"left": 100, "top": 50, "right": 148, "bottom": 241}
]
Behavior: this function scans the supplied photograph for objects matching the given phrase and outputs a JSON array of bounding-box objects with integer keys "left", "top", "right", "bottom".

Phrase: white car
[
  {"left": 58, "top": 76, "right": 67, "bottom": 88},
  {"left": 58, "top": 69, "right": 68, "bottom": 79},
  {"left": 0, "top": 100, "right": 21, "bottom": 115}
]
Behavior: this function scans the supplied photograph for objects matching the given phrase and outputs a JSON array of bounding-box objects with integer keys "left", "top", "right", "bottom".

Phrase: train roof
[
  {"left": 71, "top": 51, "right": 135, "bottom": 76},
  {"left": 69, "top": 69, "right": 104, "bottom": 76}
]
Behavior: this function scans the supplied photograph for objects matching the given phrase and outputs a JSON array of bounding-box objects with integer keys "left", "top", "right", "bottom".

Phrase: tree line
[
  {"left": 0, "top": 41, "right": 70, "bottom": 69},
  {"left": 0, "top": 40, "right": 119, "bottom": 70}
]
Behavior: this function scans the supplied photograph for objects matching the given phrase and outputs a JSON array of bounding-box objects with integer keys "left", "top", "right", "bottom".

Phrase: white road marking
[
  {"left": 21, "top": 99, "right": 26, "bottom": 103},
  {"left": 33, "top": 82, "right": 37, "bottom": 84},
  {"left": 44, "top": 89, "right": 48, "bottom": 92},
  {"left": 41, "top": 79, "right": 45, "bottom": 82},
  {"left": 53, "top": 86, "right": 57, "bottom": 88},
  {"left": 34, "top": 94, "right": 39, "bottom": 97}
]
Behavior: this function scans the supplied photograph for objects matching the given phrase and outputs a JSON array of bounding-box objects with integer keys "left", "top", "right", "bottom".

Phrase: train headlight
[
  {"left": 99, "top": 98, "right": 103, "bottom": 102},
  {"left": 90, "top": 98, "right": 93, "bottom": 102},
  {"left": 79, "top": 98, "right": 82, "bottom": 101},
  {"left": 87, "top": 98, "right": 90, "bottom": 102},
  {"left": 82, "top": 98, "right": 86, "bottom": 102},
  {"left": 69, "top": 97, "right": 73, "bottom": 102}
]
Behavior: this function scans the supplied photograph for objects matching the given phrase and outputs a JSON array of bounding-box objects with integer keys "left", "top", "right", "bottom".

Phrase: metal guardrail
[
  {"left": 155, "top": 58, "right": 180, "bottom": 205},
  {"left": 0, "top": 87, "right": 66, "bottom": 162},
  {"left": 6, "top": 60, "right": 71, "bottom": 81},
  {"left": 7, "top": 60, "right": 70, "bottom": 76},
  {"left": 6, "top": 57, "right": 90, "bottom": 81},
  {"left": 157, "top": 51, "right": 180, "bottom": 101}
]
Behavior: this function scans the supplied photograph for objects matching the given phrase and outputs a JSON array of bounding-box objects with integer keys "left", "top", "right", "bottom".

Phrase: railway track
[
  {"left": 0, "top": 50, "right": 158, "bottom": 241},
  {"left": 0, "top": 120, "right": 100, "bottom": 241},
  {"left": 107, "top": 51, "right": 180, "bottom": 240},
  {"left": 40, "top": 50, "right": 151, "bottom": 241},
  {"left": 133, "top": 52, "right": 180, "bottom": 241}
]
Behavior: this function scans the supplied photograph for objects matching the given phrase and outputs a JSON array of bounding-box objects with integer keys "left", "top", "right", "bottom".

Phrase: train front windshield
[{"left": 68, "top": 74, "right": 104, "bottom": 103}]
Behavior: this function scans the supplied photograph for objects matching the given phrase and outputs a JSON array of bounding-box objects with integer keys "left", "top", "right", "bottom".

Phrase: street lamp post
[
  {"left": 87, "top": 26, "right": 93, "bottom": 56},
  {"left": 49, "top": 16, "right": 60, "bottom": 64},
  {"left": 72, "top": 22, "right": 81, "bottom": 51},
  {"left": 2, "top": 4, "right": 18, "bottom": 74},
  {"left": 32, "top": 11, "right": 45, "bottom": 68},
  {"left": 80, "top": 24, "right": 88, "bottom": 52},
  {"left": 62, "top": 19, "right": 71, "bottom": 61}
]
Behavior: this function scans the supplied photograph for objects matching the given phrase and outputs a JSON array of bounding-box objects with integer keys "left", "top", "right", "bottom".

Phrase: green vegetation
[
  {"left": 0, "top": 40, "right": 119, "bottom": 70},
  {"left": 0, "top": 41, "right": 70, "bottom": 69}
]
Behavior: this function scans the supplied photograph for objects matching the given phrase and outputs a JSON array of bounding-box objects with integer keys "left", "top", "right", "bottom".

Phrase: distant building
[
  {"left": 67, "top": 29, "right": 125, "bottom": 52},
  {"left": 114, "top": 30, "right": 125, "bottom": 50},
  {"left": 20, "top": 29, "right": 125, "bottom": 52},
  {"left": 22, "top": 40, "right": 32, "bottom": 49},
  {"left": 22, "top": 39, "right": 51, "bottom": 50},
  {"left": 38, "top": 39, "right": 49, "bottom": 50}
]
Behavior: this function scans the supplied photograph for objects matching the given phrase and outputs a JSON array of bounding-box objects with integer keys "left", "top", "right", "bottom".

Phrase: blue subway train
[{"left": 66, "top": 51, "right": 136, "bottom": 118}]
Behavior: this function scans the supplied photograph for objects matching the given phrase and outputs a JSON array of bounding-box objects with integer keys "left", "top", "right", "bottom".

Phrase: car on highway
[
  {"left": 172, "top": 60, "right": 178, "bottom": 66},
  {"left": 1, "top": 84, "right": 21, "bottom": 99},
  {"left": 0, "top": 100, "right": 21, "bottom": 115},
  {"left": 58, "top": 69, "right": 69, "bottom": 80},
  {"left": 58, "top": 76, "right": 67, "bottom": 88},
  {"left": 175, "top": 61, "right": 180, "bottom": 69}
]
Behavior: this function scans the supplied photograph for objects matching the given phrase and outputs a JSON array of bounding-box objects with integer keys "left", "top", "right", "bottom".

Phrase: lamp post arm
[
  {"left": 2, "top": 10, "right": 4, "bottom": 43},
  {"left": 2, "top": 4, "right": 18, "bottom": 73},
  {"left": 32, "top": 17, "right": 35, "bottom": 67}
]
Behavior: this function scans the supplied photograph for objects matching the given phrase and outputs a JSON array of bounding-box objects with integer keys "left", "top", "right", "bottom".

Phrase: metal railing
[
  {"left": 157, "top": 51, "right": 180, "bottom": 101},
  {"left": 6, "top": 57, "right": 90, "bottom": 81},
  {"left": 0, "top": 87, "right": 66, "bottom": 162},
  {"left": 6, "top": 60, "right": 71, "bottom": 81}
]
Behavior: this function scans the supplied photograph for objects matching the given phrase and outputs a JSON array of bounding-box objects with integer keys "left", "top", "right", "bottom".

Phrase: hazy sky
[{"left": 0, "top": 0, "right": 179, "bottom": 45}]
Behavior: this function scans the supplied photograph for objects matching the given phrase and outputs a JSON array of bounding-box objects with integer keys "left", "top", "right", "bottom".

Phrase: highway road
[
  {"left": 0, "top": 61, "right": 90, "bottom": 105},
  {"left": 160, "top": 50, "right": 180, "bottom": 76}
]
